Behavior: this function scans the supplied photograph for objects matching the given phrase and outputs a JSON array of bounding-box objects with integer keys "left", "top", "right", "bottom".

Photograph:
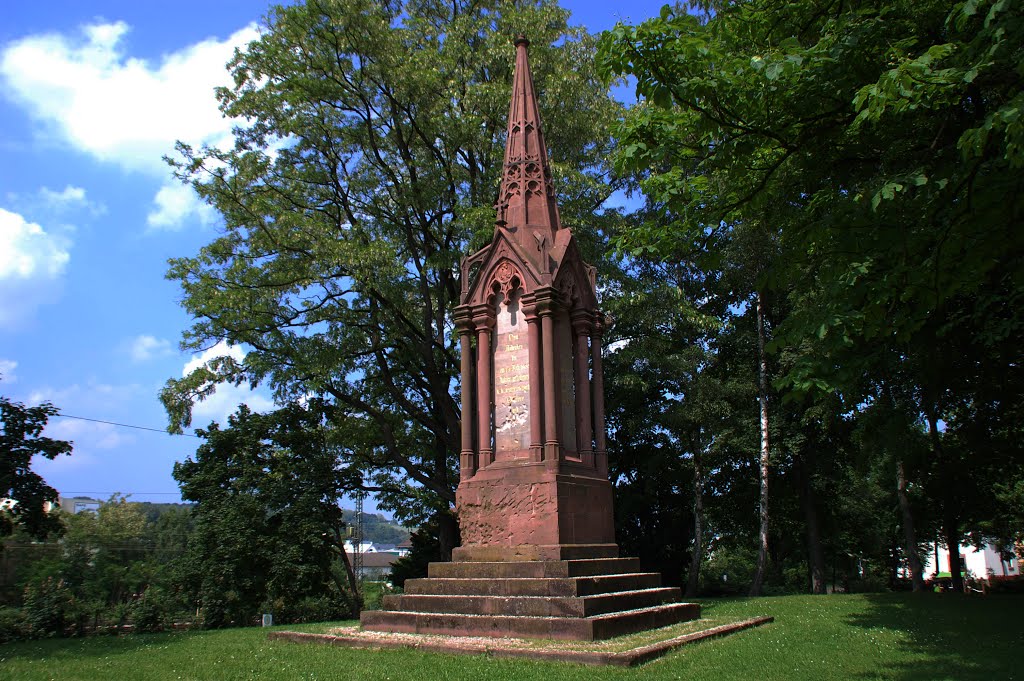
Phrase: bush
[
  {"left": 131, "top": 589, "right": 169, "bottom": 633},
  {"left": 360, "top": 581, "right": 396, "bottom": 611},
  {"left": 272, "top": 594, "right": 353, "bottom": 624},
  {"left": 986, "top": 577, "right": 1024, "bottom": 595},
  {"left": 108, "top": 602, "right": 132, "bottom": 633},
  {"left": 0, "top": 606, "right": 30, "bottom": 643},
  {"left": 22, "top": 577, "right": 73, "bottom": 637},
  {"left": 701, "top": 547, "right": 757, "bottom": 596}
]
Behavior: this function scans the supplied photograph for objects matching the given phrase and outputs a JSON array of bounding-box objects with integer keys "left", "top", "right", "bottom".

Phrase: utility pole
[{"left": 353, "top": 490, "right": 365, "bottom": 588}]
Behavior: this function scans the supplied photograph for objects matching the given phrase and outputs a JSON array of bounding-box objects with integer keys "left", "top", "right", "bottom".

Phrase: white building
[{"left": 923, "top": 541, "right": 1019, "bottom": 581}]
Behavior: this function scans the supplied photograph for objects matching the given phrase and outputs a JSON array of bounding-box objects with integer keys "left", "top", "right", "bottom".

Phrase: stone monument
[{"left": 361, "top": 37, "right": 699, "bottom": 641}]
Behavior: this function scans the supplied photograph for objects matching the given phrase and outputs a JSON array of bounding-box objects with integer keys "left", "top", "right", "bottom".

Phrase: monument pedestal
[{"left": 456, "top": 463, "right": 616, "bottom": 552}]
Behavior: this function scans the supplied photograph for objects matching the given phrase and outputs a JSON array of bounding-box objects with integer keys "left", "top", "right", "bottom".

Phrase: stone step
[
  {"left": 451, "top": 543, "right": 619, "bottom": 562},
  {"left": 403, "top": 572, "right": 663, "bottom": 597},
  {"left": 427, "top": 557, "right": 642, "bottom": 579},
  {"left": 360, "top": 602, "right": 701, "bottom": 641},
  {"left": 382, "top": 587, "right": 679, "bottom": 618}
]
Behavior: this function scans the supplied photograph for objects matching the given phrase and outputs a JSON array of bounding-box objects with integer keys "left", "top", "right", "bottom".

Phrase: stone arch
[{"left": 486, "top": 259, "right": 526, "bottom": 305}]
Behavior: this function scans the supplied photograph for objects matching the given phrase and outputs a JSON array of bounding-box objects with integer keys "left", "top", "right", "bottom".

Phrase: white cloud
[
  {"left": 40, "top": 185, "right": 85, "bottom": 204},
  {"left": 46, "top": 416, "right": 134, "bottom": 451},
  {"left": 146, "top": 182, "right": 216, "bottom": 231},
  {"left": 31, "top": 448, "right": 94, "bottom": 475},
  {"left": 0, "top": 208, "right": 69, "bottom": 280},
  {"left": 183, "top": 341, "right": 274, "bottom": 426},
  {"left": 128, "top": 334, "right": 174, "bottom": 362},
  {"left": 0, "top": 207, "right": 70, "bottom": 327},
  {"left": 39, "top": 185, "right": 105, "bottom": 216},
  {"left": 1, "top": 20, "right": 258, "bottom": 229},
  {"left": 0, "top": 21, "right": 258, "bottom": 174},
  {"left": 27, "top": 381, "right": 142, "bottom": 410},
  {"left": 0, "top": 359, "right": 17, "bottom": 383}
]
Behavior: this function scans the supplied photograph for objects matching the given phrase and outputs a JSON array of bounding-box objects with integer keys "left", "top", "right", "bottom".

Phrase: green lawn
[{"left": 1, "top": 594, "right": 1019, "bottom": 681}]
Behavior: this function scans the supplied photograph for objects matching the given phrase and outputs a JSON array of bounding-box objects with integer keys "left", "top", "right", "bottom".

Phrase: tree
[
  {"left": 160, "top": 0, "right": 625, "bottom": 549},
  {"left": 174, "top": 403, "right": 359, "bottom": 626},
  {"left": 602, "top": 249, "right": 733, "bottom": 591},
  {"left": 1, "top": 395, "right": 72, "bottom": 540},
  {"left": 599, "top": 0, "right": 1024, "bottom": 593}
]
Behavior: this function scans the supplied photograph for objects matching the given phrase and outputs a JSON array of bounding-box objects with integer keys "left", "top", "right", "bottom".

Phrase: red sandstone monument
[{"left": 361, "top": 37, "right": 699, "bottom": 641}]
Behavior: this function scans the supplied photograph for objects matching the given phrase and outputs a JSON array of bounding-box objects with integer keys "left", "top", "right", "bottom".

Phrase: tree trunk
[
  {"left": 686, "top": 448, "right": 704, "bottom": 598},
  {"left": 896, "top": 459, "right": 925, "bottom": 591},
  {"left": 924, "top": 410, "right": 963, "bottom": 593},
  {"left": 750, "top": 290, "right": 770, "bottom": 597},
  {"left": 801, "top": 461, "right": 826, "bottom": 594},
  {"left": 334, "top": 528, "right": 363, "bottom": 616},
  {"left": 944, "top": 519, "right": 964, "bottom": 593},
  {"left": 437, "top": 509, "right": 459, "bottom": 562}
]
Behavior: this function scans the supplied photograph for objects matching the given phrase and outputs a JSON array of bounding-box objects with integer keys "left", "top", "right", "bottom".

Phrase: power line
[
  {"left": 62, "top": 492, "right": 184, "bottom": 497},
  {"left": 54, "top": 413, "right": 201, "bottom": 438}
]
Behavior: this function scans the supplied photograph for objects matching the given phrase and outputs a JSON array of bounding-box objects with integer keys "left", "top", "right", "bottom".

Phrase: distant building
[
  {"left": 343, "top": 539, "right": 377, "bottom": 554},
  {"left": 58, "top": 496, "right": 103, "bottom": 514},
  {"left": 347, "top": 551, "right": 398, "bottom": 581},
  {"left": 923, "top": 541, "right": 1019, "bottom": 581}
]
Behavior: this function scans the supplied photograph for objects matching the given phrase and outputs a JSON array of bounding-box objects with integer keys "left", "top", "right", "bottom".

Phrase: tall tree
[
  {"left": 598, "top": 0, "right": 1024, "bottom": 592},
  {"left": 1, "top": 395, "right": 72, "bottom": 540},
  {"left": 174, "top": 403, "right": 358, "bottom": 625},
  {"left": 160, "top": 0, "right": 624, "bottom": 547}
]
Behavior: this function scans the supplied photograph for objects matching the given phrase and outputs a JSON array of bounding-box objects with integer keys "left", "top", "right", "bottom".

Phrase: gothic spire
[{"left": 496, "top": 36, "right": 562, "bottom": 253}]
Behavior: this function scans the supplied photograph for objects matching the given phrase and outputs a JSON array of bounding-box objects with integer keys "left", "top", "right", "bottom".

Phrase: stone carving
[{"left": 489, "top": 260, "right": 524, "bottom": 304}]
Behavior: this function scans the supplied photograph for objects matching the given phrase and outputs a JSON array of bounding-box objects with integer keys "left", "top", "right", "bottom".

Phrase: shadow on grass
[{"left": 845, "top": 592, "right": 1023, "bottom": 681}]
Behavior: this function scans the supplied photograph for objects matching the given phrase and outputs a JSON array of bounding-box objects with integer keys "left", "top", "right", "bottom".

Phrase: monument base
[
  {"left": 455, "top": 463, "right": 616, "bottom": 548},
  {"left": 360, "top": 554, "right": 700, "bottom": 641}
]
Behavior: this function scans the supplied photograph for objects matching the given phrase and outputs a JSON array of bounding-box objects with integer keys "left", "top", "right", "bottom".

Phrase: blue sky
[{"left": 0, "top": 0, "right": 667, "bottom": 512}]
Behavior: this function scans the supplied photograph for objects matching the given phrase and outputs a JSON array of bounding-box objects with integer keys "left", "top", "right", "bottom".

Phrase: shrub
[
  {"left": 22, "top": 577, "right": 73, "bottom": 637},
  {"left": 131, "top": 589, "right": 168, "bottom": 633},
  {"left": 275, "top": 594, "right": 352, "bottom": 624},
  {"left": 0, "top": 606, "right": 30, "bottom": 643}
]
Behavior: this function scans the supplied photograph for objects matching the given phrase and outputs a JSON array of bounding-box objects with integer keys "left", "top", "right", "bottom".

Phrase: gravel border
[{"left": 267, "top": 616, "right": 774, "bottom": 666}]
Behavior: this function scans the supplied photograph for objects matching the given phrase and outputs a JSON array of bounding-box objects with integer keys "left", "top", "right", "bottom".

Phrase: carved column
[
  {"left": 572, "top": 311, "right": 594, "bottom": 468},
  {"left": 458, "top": 321, "right": 476, "bottom": 478},
  {"left": 591, "top": 314, "right": 608, "bottom": 478},
  {"left": 474, "top": 311, "right": 495, "bottom": 468},
  {"left": 536, "top": 291, "right": 559, "bottom": 462},
  {"left": 524, "top": 301, "right": 544, "bottom": 463}
]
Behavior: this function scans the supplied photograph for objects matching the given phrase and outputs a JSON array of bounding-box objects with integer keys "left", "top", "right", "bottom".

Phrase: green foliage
[
  {"left": 21, "top": 577, "right": 72, "bottom": 638},
  {"left": 2, "top": 495, "right": 193, "bottom": 637},
  {"left": 598, "top": 0, "right": 1024, "bottom": 594},
  {"left": 160, "top": 0, "right": 624, "bottom": 529},
  {"left": 598, "top": 0, "right": 1024, "bottom": 396},
  {"left": 0, "top": 395, "right": 72, "bottom": 540},
  {"left": 173, "top": 403, "right": 355, "bottom": 627},
  {"left": 130, "top": 589, "right": 169, "bottom": 634},
  {"left": 0, "top": 605, "right": 30, "bottom": 643}
]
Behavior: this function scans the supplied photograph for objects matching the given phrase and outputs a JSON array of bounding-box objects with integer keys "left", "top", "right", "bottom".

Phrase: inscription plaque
[{"left": 494, "top": 289, "right": 530, "bottom": 455}]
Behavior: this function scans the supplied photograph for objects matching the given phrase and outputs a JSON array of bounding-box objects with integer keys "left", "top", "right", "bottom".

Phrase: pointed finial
[{"left": 495, "top": 34, "right": 562, "bottom": 253}]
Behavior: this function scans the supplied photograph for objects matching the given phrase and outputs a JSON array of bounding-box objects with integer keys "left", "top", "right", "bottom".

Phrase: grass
[{"left": 1, "top": 593, "right": 1020, "bottom": 680}]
